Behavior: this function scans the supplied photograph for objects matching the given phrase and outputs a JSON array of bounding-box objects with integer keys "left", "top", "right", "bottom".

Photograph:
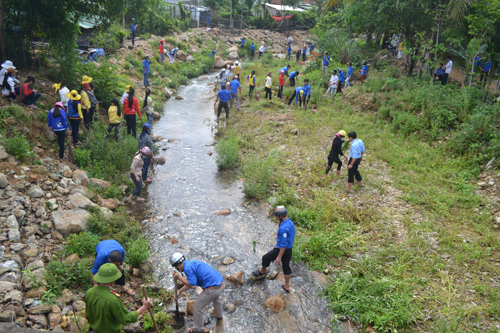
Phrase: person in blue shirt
[
  {"left": 337, "top": 68, "right": 345, "bottom": 94},
  {"left": 131, "top": 18, "right": 138, "bottom": 46},
  {"left": 345, "top": 131, "right": 365, "bottom": 193},
  {"left": 287, "top": 45, "right": 292, "bottom": 60},
  {"left": 228, "top": 76, "right": 241, "bottom": 110},
  {"left": 214, "top": 85, "right": 232, "bottom": 122},
  {"left": 240, "top": 37, "right": 246, "bottom": 48},
  {"left": 47, "top": 102, "right": 69, "bottom": 160},
  {"left": 309, "top": 43, "right": 314, "bottom": 55},
  {"left": 171, "top": 253, "right": 225, "bottom": 330},
  {"left": 252, "top": 206, "right": 295, "bottom": 292},
  {"left": 250, "top": 43, "right": 255, "bottom": 60},
  {"left": 279, "top": 65, "right": 290, "bottom": 76},
  {"left": 360, "top": 61, "right": 369, "bottom": 84},
  {"left": 142, "top": 55, "right": 151, "bottom": 87},
  {"left": 434, "top": 63, "right": 445, "bottom": 81},
  {"left": 288, "top": 86, "right": 303, "bottom": 105},
  {"left": 91, "top": 240, "right": 135, "bottom": 296},
  {"left": 480, "top": 60, "right": 492, "bottom": 86},
  {"left": 286, "top": 70, "right": 300, "bottom": 87},
  {"left": 301, "top": 44, "right": 307, "bottom": 62},
  {"left": 345, "top": 62, "right": 353, "bottom": 88},
  {"left": 301, "top": 79, "right": 311, "bottom": 108},
  {"left": 473, "top": 55, "right": 482, "bottom": 71},
  {"left": 322, "top": 51, "right": 331, "bottom": 80}
]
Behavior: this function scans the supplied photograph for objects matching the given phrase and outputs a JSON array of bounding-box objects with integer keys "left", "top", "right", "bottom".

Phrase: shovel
[
  {"left": 141, "top": 286, "right": 160, "bottom": 333},
  {"left": 66, "top": 131, "right": 75, "bottom": 164},
  {"left": 172, "top": 276, "right": 186, "bottom": 329}
]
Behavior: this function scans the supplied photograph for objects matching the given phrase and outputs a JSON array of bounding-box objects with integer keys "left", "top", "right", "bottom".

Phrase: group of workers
[{"left": 86, "top": 206, "right": 295, "bottom": 333}]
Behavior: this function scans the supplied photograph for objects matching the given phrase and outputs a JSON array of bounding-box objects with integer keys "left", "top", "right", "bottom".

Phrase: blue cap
[{"left": 143, "top": 123, "right": 151, "bottom": 129}]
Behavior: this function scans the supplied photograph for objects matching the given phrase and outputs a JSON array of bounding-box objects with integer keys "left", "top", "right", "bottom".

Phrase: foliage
[
  {"left": 126, "top": 237, "right": 150, "bottom": 267},
  {"left": 87, "top": 208, "right": 143, "bottom": 247},
  {"left": 310, "top": 28, "right": 362, "bottom": 66},
  {"left": 4, "top": 130, "right": 35, "bottom": 161},
  {"left": 64, "top": 232, "right": 100, "bottom": 257},
  {"left": 215, "top": 134, "right": 240, "bottom": 169},
  {"left": 143, "top": 312, "right": 173, "bottom": 333},
  {"left": 45, "top": 258, "right": 93, "bottom": 295},
  {"left": 74, "top": 149, "right": 92, "bottom": 168},
  {"left": 91, "top": 22, "right": 129, "bottom": 54},
  {"left": 0, "top": 105, "right": 31, "bottom": 123},
  {"left": 242, "top": 150, "right": 278, "bottom": 199}
]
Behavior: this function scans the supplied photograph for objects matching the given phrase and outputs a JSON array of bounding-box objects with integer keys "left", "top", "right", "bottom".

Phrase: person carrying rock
[
  {"left": 345, "top": 131, "right": 365, "bottom": 193},
  {"left": 214, "top": 85, "right": 232, "bottom": 122},
  {"left": 86, "top": 263, "right": 152, "bottom": 333},
  {"left": 325, "top": 130, "right": 346, "bottom": 176},
  {"left": 171, "top": 253, "right": 225, "bottom": 333},
  {"left": 91, "top": 240, "right": 136, "bottom": 296},
  {"left": 252, "top": 206, "right": 295, "bottom": 293}
]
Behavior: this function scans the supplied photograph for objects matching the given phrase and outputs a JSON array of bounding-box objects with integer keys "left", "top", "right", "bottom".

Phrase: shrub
[
  {"left": 242, "top": 151, "right": 278, "bottom": 199},
  {"left": 45, "top": 259, "right": 93, "bottom": 295},
  {"left": 4, "top": 130, "right": 34, "bottom": 161},
  {"left": 90, "top": 22, "right": 128, "bottom": 54},
  {"left": 74, "top": 149, "right": 92, "bottom": 168},
  {"left": 64, "top": 232, "right": 100, "bottom": 257},
  {"left": 126, "top": 237, "right": 150, "bottom": 267},
  {"left": 287, "top": 206, "right": 319, "bottom": 230},
  {"left": 391, "top": 111, "right": 422, "bottom": 137},
  {"left": 0, "top": 104, "right": 30, "bottom": 123},
  {"left": 215, "top": 134, "right": 240, "bottom": 169},
  {"left": 87, "top": 208, "right": 142, "bottom": 246}
]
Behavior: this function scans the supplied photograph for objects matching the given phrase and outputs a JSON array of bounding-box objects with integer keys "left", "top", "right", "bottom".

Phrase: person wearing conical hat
[
  {"left": 52, "top": 83, "right": 70, "bottom": 107},
  {"left": 85, "top": 263, "right": 152, "bottom": 333},
  {"left": 66, "top": 90, "right": 83, "bottom": 145}
]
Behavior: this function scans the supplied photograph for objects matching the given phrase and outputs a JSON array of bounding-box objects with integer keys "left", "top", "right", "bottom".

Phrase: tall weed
[{"left": 215, "top": 134, "right": 240, "bottom": 169}]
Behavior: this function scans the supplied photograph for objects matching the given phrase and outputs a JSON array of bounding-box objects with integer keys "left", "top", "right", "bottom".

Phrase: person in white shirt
[
  {"left": 258, "top": 45, "right": 266, "bottom": 59},
  {"left": 1, "top": 68, "right": 18, "bottom": 99},
  {"left": 120, "top": 85, "right": 132, "bottom": 105},
  {"left": 0, "top": 60, "right": 15, "bottom": 86},
  {"left": 52, "top": 83, "right": 70, "bottom": 107},
  {"left": 441, "top": 56, "right": 453, "bottom": 85},
  {"left": 325, "top": 70, "right": 339, "bottom": 99}
]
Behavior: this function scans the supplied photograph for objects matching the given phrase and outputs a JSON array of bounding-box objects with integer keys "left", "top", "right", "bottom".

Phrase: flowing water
[{"left": 145, "top": 75, "right": 348, "bottom": 333}]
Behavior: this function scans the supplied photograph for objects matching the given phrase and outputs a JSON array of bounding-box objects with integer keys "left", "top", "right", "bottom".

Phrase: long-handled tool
[
  {"left": 172, "top": 276, "right": 186, "bottom": 329},
  {"left": 66, "top": 131, "right": 75, "bottom": 164},
  {"left": 141, "top": 286, "right": 160, "bottom": 333}
]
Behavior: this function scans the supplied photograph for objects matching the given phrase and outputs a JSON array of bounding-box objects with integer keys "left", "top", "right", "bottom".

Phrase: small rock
[
  {"left": 28, "top": 314, "right": 48, "bottom": 327},
  {"left": 72, "top": 170, "right": 89, "bottom": 186},
  {"left": 155, "top": 157, "right": 166, "bottom": 165},
  {"left": 99, "top": 197, "right": 117, "bottom": 210},
  {"left": 264, "top": 295, "right": 286, "bottom": 313},
  {"left": 25, "top": 286, "right": 47, "bottom": 299},
  {"left": 15, "top": 209, "right": 25, "bottom": 219},
  {"left": 223, "top": 303, "right": 237, "bottom": 313},
  {"left": 90, "top": 178, "right": 111, "bottom": 190},
  {"left": 5, "top": 215, "right": 19, "bottom": 229},
  {"left": 51, "top": 230, "right": 64, "bottom": 241},
  {"left": 175, "top": 95, "right": 184, "bottom": 100},
  {"left": 27, "top": 185, "right": 44, "bottom": 198},
  {"left": 48, "top": 312, "right": 62, "bottom": 329},
  {"left": 215, "top": 209, "right": 231, "bottom": 216},
  {"left": 0, "top": 148, "right": 9, "bottom": 161},
  {"left": 66, "top": 193, "right": 94, "bottom": 210},
  {"left": 267, "top": 270, "right": 279, "bottom": 280},
  {"left": 0, "top": 173, "right": 8, "bottom": 188},
  {"left": 226, "top": 271, "right": 244, "bottom": 286},
  {"left": 290, "top": 128, "right": 299, "bottom": 135},
  {"left": 72, "top": 300, "right": 85, "bottom": 312},
  {"left": 495, "top": 216, "right": 500, "bottom": 224},
  {"left": 21, "top": 247, "right": 39, "bottom": 261},
  {"left": 4, "top": 289, "right": 23, "bottom": 304},
  {"left": 8, "top": 229, "right": 20, "bottom": 241},
  {"left": 28, "top": 303, "right": 52, "bottom": 314},
  {"left": 132, "top": 268, "right": 140, "bottom": 277},
  {"left": 186, "top": 300, "right": 196, "bottom": 316},
  {"left": 222, "top": 257, "right": 235, "bottom": 265},
  {"left": 64, "top": 254, "right": 78, "bottom": 264},
  {"left": 170, "top": 238, "right": 179, "bottom": 244},
  {"left": 477, "top": 182, "right": 487, "bottom": 187}
]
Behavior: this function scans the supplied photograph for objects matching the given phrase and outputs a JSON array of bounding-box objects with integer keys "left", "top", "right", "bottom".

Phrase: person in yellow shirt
[
  {"left": 106, "top": 99, "right": 122, "bottom": 142},
  {"left": 247, "top": 70, "right": 256, "bottom": 101},
  {"left": 80, "top": 75, "right": 92, "bottom": 129},
  {"left": 234, "top": 62, "right": 241, "bottom": 81}
]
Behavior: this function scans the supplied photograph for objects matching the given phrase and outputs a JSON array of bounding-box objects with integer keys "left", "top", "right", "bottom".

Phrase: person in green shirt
[{"left": 85, "top": 263, "right": 152, "bottom": 333}]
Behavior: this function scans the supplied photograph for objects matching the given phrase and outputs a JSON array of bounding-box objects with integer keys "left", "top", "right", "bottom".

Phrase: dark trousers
[
  {"left": 277, "top": 85, "right": 283, "bottom": 98},
  {"left": 289, "top": 77, "right": 295, "bottom": 87},
  {"left": 22, "top": 92, "right": 42, "bottom": 105},
  {"left": 124, "top": 114, "right": 137, "bottom": 137},
  {"left": 336, "top": 82, "right": 343, "bottom": 94},
  {"left": 302, "top": 53, "right": 306, "bottom": 61},
  {"left": 248, "top": 86, "right": 255, "bottom": 99},
  {"left": 251, "top": 50, "right": 254, "bottom": 59},
  {"left": 54, "top": 130, "right": 66, "bottom": 159},
  {"left": 106, "top": 123, "right": 120, "bottom": 141},
  {"left": 441, "top": 73, "right": 449, "bottom": 86},
  {"left": 288, "top": 91, "right": 301, "bottom": 105},
  {"left": 217, "top": 101, "right": 229, "bottom": 119},
  {"left": 142, "top": 155, "right": 152, "bottom": 181},
  {"left": 83, "top": 107, "right": 95, "bottom": 130},
  {"left": 347, "top": 158, "right": 362, "bottom": 183},
  {"left": 258, "top": 51, "right": 263, "bottom": 59},
  {"left": 287, "top": 53, "right": 291, "bottom": 60},
  {"left": 132, "top": 31, "right": 136, "bottom": 45},
  {"left": 130, "top": 172, "right": 142, "bottom": 197},
  {"left": 265, "top": 87, "right": 272, "bottom": 100},
  {"left": 262, "top": 248, "right": 293, "bottom": 275},
  {"left": 69, "top": 118, "right": 80, "bottom": 144},
  {"left": 326, "top": 155, "right": 342, "bottom": 174}
]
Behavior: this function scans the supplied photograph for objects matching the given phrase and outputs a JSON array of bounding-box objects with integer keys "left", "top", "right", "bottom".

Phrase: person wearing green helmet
[
  {"left": 252, "top": 206, "right": 295, "bottom": 293},
  {"left": 85, "top": 263, "right": 152, "bottom": 333},
  {"left": 326, "top": 130, "right": 347, "bottom": 176}
]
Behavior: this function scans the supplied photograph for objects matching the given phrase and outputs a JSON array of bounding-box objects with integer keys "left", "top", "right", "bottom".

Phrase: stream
[{"left": 145, "top": 74, "right": 347, "bottom": 333}]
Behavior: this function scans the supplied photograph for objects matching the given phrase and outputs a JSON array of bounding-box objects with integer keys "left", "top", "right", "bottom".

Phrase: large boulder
[
  {"left": 226, "top": 45, "right": 239, "bottom": 53},
  {"left": 72, "top": 170, "right": 89, "bottom": 186},
  {"left": 214, "top": 56, "right": 227, "bottom": 68},
  {"left": 227, "top": 52, "right": 239, "bottom": 59},
  {"left": 90, "top": 178, "right": 111, "bottom": 190},
  {"left": 52, "top": 209, "right": 91, "bottom": 236},
  {"left": 66, "top": 193, "right": 94, "bottom": 210},
  {"left": 0, "top": 172, "right": 8, "bottom": 189}
]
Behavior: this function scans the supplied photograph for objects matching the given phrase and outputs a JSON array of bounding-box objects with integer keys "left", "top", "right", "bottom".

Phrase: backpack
[{"left": 87, "top": 90, "right": 98, "bottom": 108}]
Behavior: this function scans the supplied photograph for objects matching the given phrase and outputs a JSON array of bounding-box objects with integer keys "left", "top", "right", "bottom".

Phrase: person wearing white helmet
[
  {"left": 252, "top": 206, "right": 295, "bottom": 293},
  {"left": 171, "top": 253, "right": 225, "bottom": 331},
  {"left": 126, "top": 146, "right": 152, "bottom": 204}
]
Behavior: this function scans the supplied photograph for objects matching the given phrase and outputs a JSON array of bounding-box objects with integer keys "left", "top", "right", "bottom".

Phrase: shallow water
[{"left": 146, "top": 75, "right": 346, "bottom": 332}]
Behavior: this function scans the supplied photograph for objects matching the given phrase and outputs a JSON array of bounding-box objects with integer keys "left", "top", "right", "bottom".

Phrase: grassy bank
[{"left": 215, "top": 57, "right": 500, "bottom": 332}]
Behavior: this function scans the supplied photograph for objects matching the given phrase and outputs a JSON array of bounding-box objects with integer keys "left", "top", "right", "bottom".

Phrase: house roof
[{"left": 265, "top": 3, "right": 306, "bottom": 12}]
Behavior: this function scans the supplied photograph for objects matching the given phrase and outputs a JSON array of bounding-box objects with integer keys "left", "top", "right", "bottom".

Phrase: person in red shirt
[
  {"left": 122, "top": 87, "right": 141, "bottom": 137},
  {"left": 278, "top": 70, "right": 285, "bottom": 101},
  {"left": 20, "top": 76, "right": 42, "bottom": 109},
  {"left": 159, "top": 39, "right": 165, "bottom": 63}
]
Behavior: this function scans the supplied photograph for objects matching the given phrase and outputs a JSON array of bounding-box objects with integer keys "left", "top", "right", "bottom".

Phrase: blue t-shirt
[
  {"left": 143, "top": 59, "right": 151, "bottom": 73},
  {"left": 240, "top": 38, "right": 245, "bottom": 47},
  {"left": 294, "top": 86, "right": 303, "bottom": 103},
  {"left": 301, "top": 47, "right": 306, "bottom": 54},
  {"left": 338, "top": 70, "right": 345, "bottom": 82},
  {"left": 361, "top": 65, "right": 369, "bottom": 75},
  {"left": 482, "top": 61, "right": 492, "bottom": 72},
  {"left": 183, "top": 260, "right": 223, "bottom": 289},
  {"left": 287, "top": 46, "right": 291, "bottom": 55},
  {"left": 347, "top": 66, "right": 353, "bottom": 78},
  {"left": 474, "top": 56, "right": 481, "bottom": 67},
  {"left": 435, "top": 67, "right": 445, "bottom": 75},
  {"left": 251, "top": 44, "right": 255, "bottom": 51},
  {"left": 349, "top": 138, "right": 365, "bottom": 159},
  {"left": 279, "top": 66, "right": 289, "bottom": 75},
  {"left": 131, "top": 24, "right": 136, "bottom": 32},
  {"left": 217, "top": 89, "right": 232, "bottom": 102},
  {"left": 323, "top": 56, "right": 331, "bottom": 66},
  {"left": 276, "top": 218, "right": 295, "bottom": 249},
  {"left": 228, "top": 79, "right": 241, "bottom": 94},
  {"left": 48, "top": 108, "right": 69, "bottom": 131},
  {"left": 310, "top": 44, "right": 314, "bottom": 50},
  {"left": 302, "top": 84, "right": 311, "bottom": 97},
  {"left": 289, "top": 71, "right": 298, "bottom": 79},
  {"left": 91, "top": 240, "right": 125, "bottom": 275}
]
